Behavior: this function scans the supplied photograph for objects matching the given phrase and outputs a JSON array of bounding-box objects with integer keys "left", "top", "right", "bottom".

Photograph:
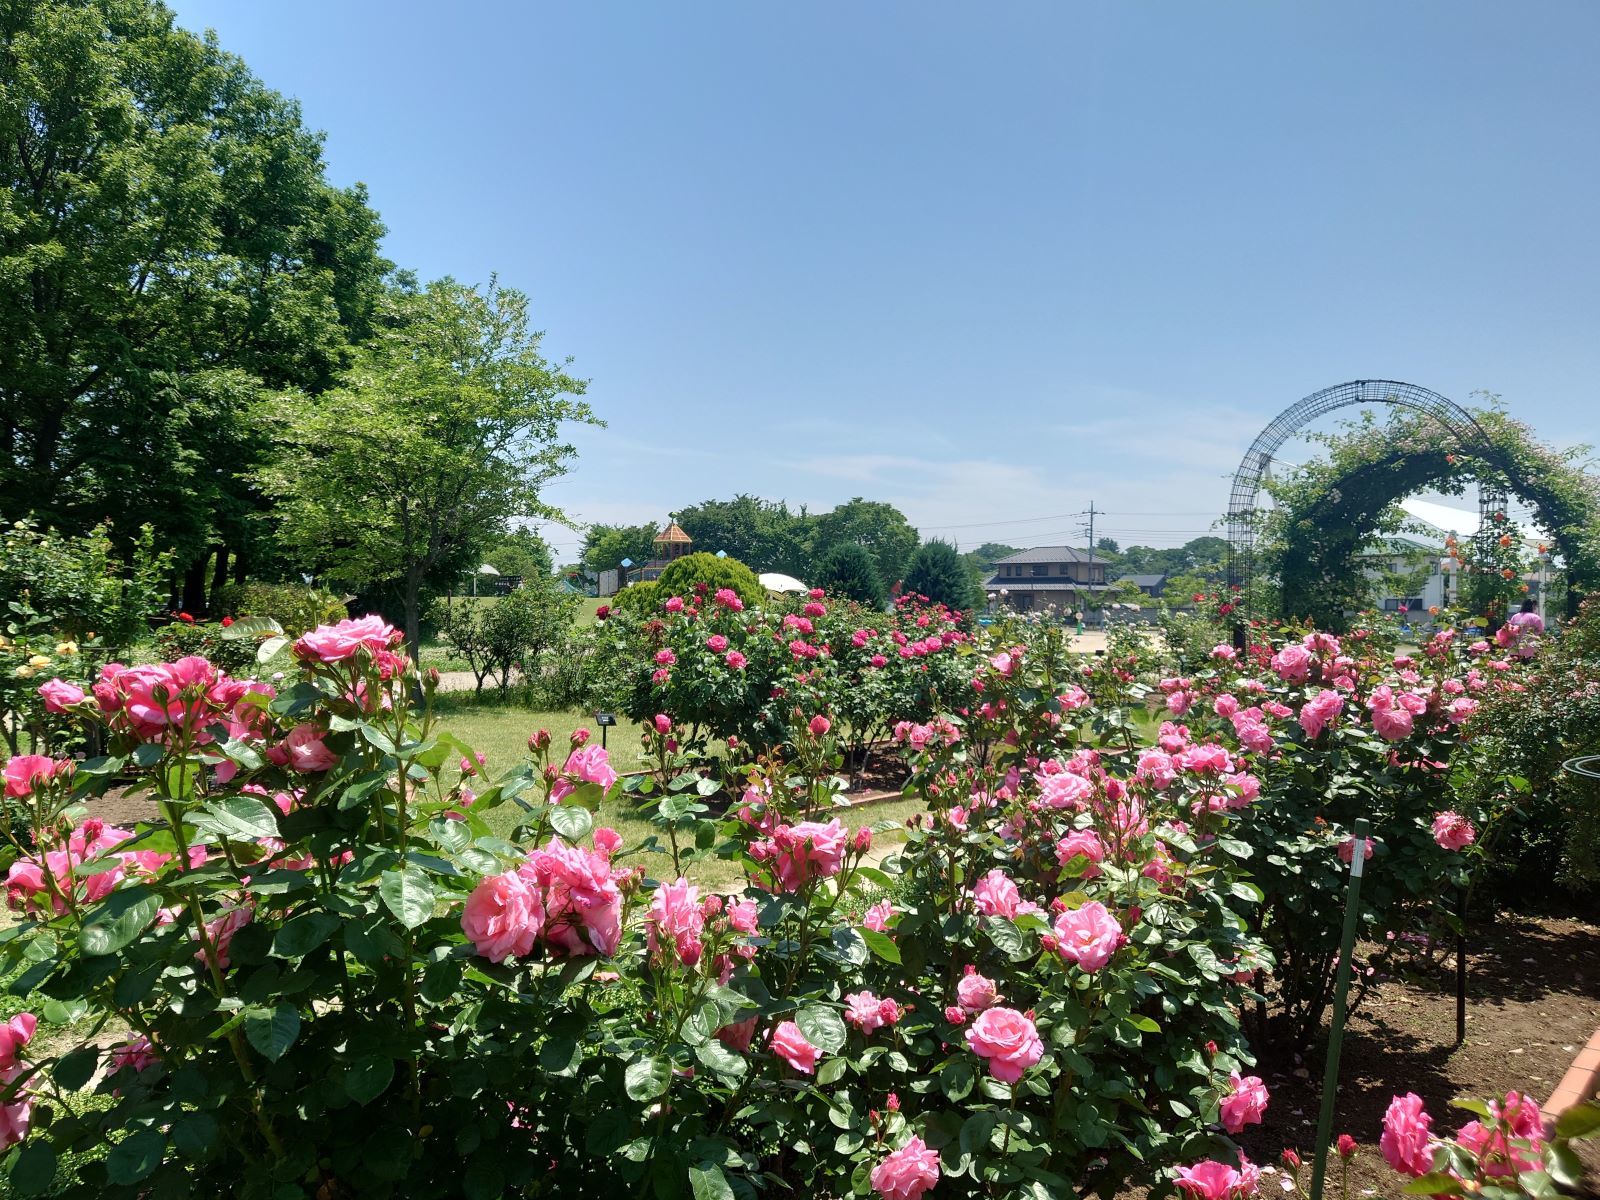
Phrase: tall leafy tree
[
  {"left": 676, "top": 495, "right": 811, "bottom": 575},
  {"left": 810, "top": 497, "right": 919, "bottom": 591},
  {"left": 259, "top": 278, "right": 596, "bottom": 655},
  {"left": 903, "top": 539, "right": 980, "bottom": 613},
  {"left": 581, "top": 522, "right": 660, "bottom": 577},
  {"left": 0, "top": 0, "right": 388, "bottom": 598}
]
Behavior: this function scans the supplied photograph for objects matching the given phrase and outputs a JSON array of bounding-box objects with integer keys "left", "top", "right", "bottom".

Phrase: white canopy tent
[{"left": 758, "top": 572, "right": 808, "bottom": 595}]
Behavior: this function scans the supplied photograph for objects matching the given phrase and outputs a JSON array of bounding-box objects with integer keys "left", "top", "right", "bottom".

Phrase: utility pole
[{"left": 1082, "top": 502, "right": 1100, "bottom": 627}]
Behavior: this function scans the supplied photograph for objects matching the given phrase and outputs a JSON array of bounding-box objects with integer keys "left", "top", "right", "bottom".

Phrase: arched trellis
[{"left": 1226, "top": 380, "right": 1498, "bottom": 596}]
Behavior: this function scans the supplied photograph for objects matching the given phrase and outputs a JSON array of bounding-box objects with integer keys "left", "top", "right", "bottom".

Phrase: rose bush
[{"left": 0, "top": 612, "right": 1292, "bottom": 1199}]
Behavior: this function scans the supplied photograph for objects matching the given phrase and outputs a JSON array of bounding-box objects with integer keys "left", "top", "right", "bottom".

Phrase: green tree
[
  {"left": 581, "top": 522, "right": 660, "bottom": 577},
  {"left": 676, "top": 495, "right": 811, "bottom": 575},
  {"left": 260, "top": 278, "right": 596, "bottom": 656},
  {"left": 902, "top": 539, "right": 980, "bottom": 613},
  {"left": 433, "top": 576, "right": 577, "bottom": 696},
  {"left": 483, "top": 526, "right": 555, "bottom": 582},
  {"left": 1096, "top": 537, "right": 1121, "bottom": 555},
  {"left": 809, "top": 497, "right": 918, "bottom": 591},
  {"left": 813, "top": 542, "right": 887, "bottom": 608},
  {"left": 0, "top": 0, "right": 388, "bottom": 596}
]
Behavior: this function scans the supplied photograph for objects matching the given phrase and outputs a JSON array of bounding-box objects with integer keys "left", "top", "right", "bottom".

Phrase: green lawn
[{"left": 430, "top": 698, "right": 920, "bottom": 889}]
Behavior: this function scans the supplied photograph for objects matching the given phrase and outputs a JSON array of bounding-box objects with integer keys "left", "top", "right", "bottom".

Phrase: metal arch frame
[{"left": 1226, "top": 380, "right": 1494, "bottom": 592}]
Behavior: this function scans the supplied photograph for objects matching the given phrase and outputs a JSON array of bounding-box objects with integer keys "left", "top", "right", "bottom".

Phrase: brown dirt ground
[{"left": 1236, "top": 911, "right": 1600, "bottom": 1198}]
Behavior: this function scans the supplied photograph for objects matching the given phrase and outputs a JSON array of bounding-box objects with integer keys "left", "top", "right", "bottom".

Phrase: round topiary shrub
[
  {"left": 607, "top": 580, "right": 659, "bottom": 616},
  {"left": 653, "top": 552, "right": 763, "bottom": 609},
  {"left": 813, "top": 542, "right": 887, "bottom": 608}
]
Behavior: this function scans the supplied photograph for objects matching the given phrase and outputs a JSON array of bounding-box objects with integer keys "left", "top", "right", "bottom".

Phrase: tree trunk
[
  {"left": 181, "top": 556, "right": 209, "bottom": 616},
  {"left": 233, "top": 553, "right": 248, "bottom": 585},
  {"left": 208, "top": 546, "right": 230, "bottom": 615},
  {"left": 402, "top": 566, "right": 425, "bottom": 662}
]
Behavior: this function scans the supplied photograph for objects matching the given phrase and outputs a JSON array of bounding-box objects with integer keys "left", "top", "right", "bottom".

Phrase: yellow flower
[
  {"left": 14, "top": 665, "right": 35, "bottom": 679},
  {"left": 55, "top": 641, "right": 78, "bottom": 656},
  {"left": 27, "top": 654, "right": 51, "bottom": 669}
]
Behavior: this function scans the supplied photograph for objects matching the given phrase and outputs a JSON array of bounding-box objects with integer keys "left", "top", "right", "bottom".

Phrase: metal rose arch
[{"left": 1225, "top": 380, "right": 1500, "bottom": 625}]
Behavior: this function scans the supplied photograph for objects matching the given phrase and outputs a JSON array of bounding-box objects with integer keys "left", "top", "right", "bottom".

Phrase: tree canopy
[
  {"left": 903, "top": 539, "right": 979, "bottom": 613},
  {"left": 809, "top": 497, "right": 918, "bottom": 593},
  {"left": 582, "top": 523, "right": 660, "bottom": 576},
  {"left": 675, "top": 495, "right": 811, "bottom": 576},
  {"left": 259, "top": 278, "right": 595, "bottom": 652}
]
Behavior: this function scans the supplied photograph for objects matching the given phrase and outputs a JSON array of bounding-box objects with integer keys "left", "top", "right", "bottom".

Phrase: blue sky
[{"left": 170, "top": 1, "right": 1600, "bottom": 559}]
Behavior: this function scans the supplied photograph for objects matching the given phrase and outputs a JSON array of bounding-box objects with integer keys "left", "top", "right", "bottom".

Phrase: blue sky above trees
[{"left": 168, "top": 0, "right": 1600, "bottom": 558}]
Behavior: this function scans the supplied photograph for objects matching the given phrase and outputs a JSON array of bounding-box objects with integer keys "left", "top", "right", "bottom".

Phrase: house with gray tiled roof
[{"left": 983, "top": 547, "right": 1110, "bottom": 612}]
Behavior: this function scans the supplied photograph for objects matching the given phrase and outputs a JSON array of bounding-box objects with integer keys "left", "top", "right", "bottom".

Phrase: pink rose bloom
[
  {"left": 712, "top": 588, "right": 744, "bottom": 611},
  {"left": 808, "top": 715, "right": 831, "bottom": 737},
  {"left": 1379, "top": 1092, "right": 1434, "bottom": 1176},
  {"left": 280, "top": 723, "right": 338, "bottom": 772},
  {"left": 1054, "top": 830, "right": 1105, "bottom": 877},
  {"left": 956, "top": 971, "right": 1000, "bottom": 1012},
  {"left": 1050, "top": 901, "right": 1124, "bottom": 972},
  {"left": 727, "top": 898, "right": 759, "bottom": 933},
  {"left": 1136, "top": 750, "right": 1177, "bottom": 790},
  {"left": 770, "top": 1020, "right": 820, "bottom": 1074},
  {"left": 563, "top": 744, "right": 618, "bottom": 790},
  {"left": 765, "top": 818, "right": 848, "bottom": 891},
  {"left": 653, "top": 713, "right": 673, "bottom": 735},
  {"left": 725, "top": 650, "right": 748, "bottom": 669},
  {"left": 462, "top": 872, "right": 544, "bottom": 962},
  {"left": 1166, "top": 691, "right": 1193, "bottom": 716},
  {"left": 646, "top": 877, "right": 706, "bottom": 967},
  {"left": 1270, "top": 643, "right": 1312, "bottom": 683},
  {"left": 293, "top": 615, "right": 399, "bottom": 663},
  {"left": 523, "top": 841, "right": 623, "bottom": 956},
  {"left": 109, "top": 1035, "right": 158, "bottom": 1075},
  {"left": 3, "top": 755, "right": 61, "bottom": 798},
  {"left": 1298, "top": 689, "right": 1344, "bottom": 739},
  {"left": 706, "top": 634, "right": 728, "bottom": 653},
  {"left": 1039, "top": 771, "right": 1093, "bottom": 810},
  {"left": 0, "top": 1014, "right": 36, "bottom": 1070},
  {"left": 870, "top": 1135, "right": 941, "bottom": 1200},
  {"left": 1219, "top": 1071, "right": 1270, "bottom": 1132},
  {"left": 716, "top": 1016, "right": 758, "bottom": 1052},
  {"left": 0, "top": 1066, "right": 31, "bottom": 1150},
  {"left": 1178, "top": 743, "right": 1232, "bottom": 775},
  {"left": 37, "top": 678, "right": 86, "bottom": 713},
  {"left": 1338, "top": 835, "right": 1375, "bottom": 866},
  {"left": 965, "top": 1007, "right": 1043, "bottom": 1084},
  {"left": 990, "top": 652, "right": 1014, "bottom": 676},
  {"left": 1174, "top": 1159, "right": 1255, "bottom": 1200},
  {"left": 971, "top": 869, "right": 1027, "bottom": 919},
  {"left": 198, "top": 905, "right": 253, "bottom": 972},
  {"left": 1446, "top": 697, "right": 1479, "bottom": 724},
  {"left": 654, "top": 648, "right": 677, "bottom": 667},
  {"left": 863, "top": 900, "right": 895, "bottom": 932},
  {"left": 664, "top": 596, "right": 684, "bottom": 613},
  {"left": 1454, "top": 1091, "right": 1544, "bottom": 1177},
  {"left": 845, "top": 990, "right": 890, "bottom": 1034},
  {"left": 593, "top": 827, "right": 623, "bottom": 857},
  {"left": 1431, "top": 811, "right": 1476, "bottom": 851}
]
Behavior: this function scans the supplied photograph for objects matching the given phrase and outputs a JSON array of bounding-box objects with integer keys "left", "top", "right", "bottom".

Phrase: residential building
[
  {"left": 1115, "top": 573, "right": 1168, "bottom": 599},
  {"left": 983, "top": 547, "right": 1110, "bottom": 612}
]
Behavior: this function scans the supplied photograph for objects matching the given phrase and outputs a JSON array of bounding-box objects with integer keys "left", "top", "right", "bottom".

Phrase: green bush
[
  {"left": 607, "top": 580, "right": 659, "bottom": 617},
  {"left": 211, "top": 582, "right": 349, "bottom": 638},
  {"left": 812, "top": 542, "right": 887, "bottom": 608},
  {"left": 153, "top": 620, "right": 261, "bottom": 676},
  {"left": 902, "top": 538, "right": 979, "bottom": 613},
  {"left": 432, "top": 582, "right": 578, "bottom": 696},
  {"left": 652, "top": 552, "right": 763, "bottom": 609}
]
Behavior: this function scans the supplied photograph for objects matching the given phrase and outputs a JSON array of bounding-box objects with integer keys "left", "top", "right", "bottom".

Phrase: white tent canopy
[
  {"left": 758, "top": 572, "right": 808, "bottom": 594},
  {"left": 476, "top": 564, "right": 501, "bottom": 576}
]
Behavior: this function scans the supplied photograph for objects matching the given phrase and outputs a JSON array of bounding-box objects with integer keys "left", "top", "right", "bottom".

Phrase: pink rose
[
  {"left": 109, "top": 1035, "right": 158, "bottom": 1075},
  {"left": 1338, "top": 836, "right": 1375, "bottom": 866},
  {"left": 664, "top": 596, "right": 684, "bottom": 613},
  {"left": 808, "top": 715, "right": 831, "bottom": 737},
  {"left": 1054, "top": 830, "right": 1105, "bottom": 877},
  {"left": 964, "top": 1006, "right": 1043, "bottom": 1084},
  {"left": 1270, "top": 644, "right": 1312, "bottom": 683},
  {"left": 712, "top": 589, "right": 744, "bottom": 611},
  {"left": 870, "top": 1135, "right": 940, "bottom": 1200},
  {"left": 1379, "top": 1092, "right": 1434, "bottom": 1176},
  {"left": 197, "top": 905, "right": 252, "bottom": 972},
  {"left": 1050, "top": 901, "right": 1124, "bottom": 973},
  {"left": 37, "top": 678, "right": 86, "bottom": 713},
  {"left": 593, "top": 827, "right": 623, "bottom": 857},
  {"left": 863, "top": 900, "right": 895, "bottom": 932},
  {"left": 725, "top": 650, "right": 748, "bottom": 670},
  {"left": 971, "top": 869, "right": 1030, "bottom": 920},
  {"left": 845, "top": 991, "right": 890, "bottom": 1034},
  {"left": 646, "top": 877, "right": 705, "bottom": 967},
  {"left": 1431, "top": 811, "right": 1476, "bottom": 851},
  {"left": 653, "top": 714, "right": 672, "bottom": 735},
  {"left": 727, "top": 898, "right": 759, "bottom": 933},
  {"left": 1174, "top": 1159, "right": 1257, "bottom": 1200},
  {"left": 956, "top": 970, "right": 1000, "bottom": 1012},
  {"left": 770, "top": 1020, "right": 820, "bottom": 1074},
  {"left": 0, "top": 1014, "right": 36, "bottom": 1070},
  {"left": 563, "top": 744, "right": 618, "bottom": 790},
  {"left": 706, "top": 634, "right": 728, "bottom": 653},
  {"left": 280, "top": 723, "right": 338, "bottom": 772},
  {"left": 0, "top": 1066, "right": 31, "bottom": 1150},
  {"left": 293, "top": 615, "right": 399, "bottom": 663},
  {"left": 1219, "top": 1071, "right": 1269, "bottom": 1132},
  {"left": 3, "top": 755, "right": 61, "bottom": 799},
  {"left": 1039, "top": 771, "right": 1093, "bottom": 809},
  {"left": 462, "top": 872, "right": 544, "bottom": 962},
  {"left": 1453, "top": 1091, "right": 1543, "bottom": 1177}
]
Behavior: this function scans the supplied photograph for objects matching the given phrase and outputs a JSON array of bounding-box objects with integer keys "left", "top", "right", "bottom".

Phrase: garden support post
[
  {"left": 1455, "top": 884, "right": 1467, "bottom": 1046},
  {"left": 1309, "top": 817, "right": 1369, "bottom": 1200}
]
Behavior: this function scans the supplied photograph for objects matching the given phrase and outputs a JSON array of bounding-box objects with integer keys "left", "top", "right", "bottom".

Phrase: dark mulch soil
[{"left": 1238, "top": 912, "right": 1600, "bottom": 1197}]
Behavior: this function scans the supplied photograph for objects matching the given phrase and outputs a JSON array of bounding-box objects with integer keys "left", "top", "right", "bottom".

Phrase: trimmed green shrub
[
  {"left": 607, "top": 580, "right": 660, "bottom": 617},
  {"left": 902, "top": 538, "right": 979, "bottom": 613},
  {"left": 652, "top": 552, "right": 763, "bottom": 608},
  {"left": 212, "top": 582, "right": 349, "bottom": 637},
  {"left": 812, "top": 542, "right": 887, "bottom": 608}
]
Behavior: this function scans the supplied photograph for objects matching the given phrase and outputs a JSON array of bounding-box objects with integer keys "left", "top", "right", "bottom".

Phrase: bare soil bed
[{"left": 1237, "top": 911, "right": 1600, "bottom": 1197}]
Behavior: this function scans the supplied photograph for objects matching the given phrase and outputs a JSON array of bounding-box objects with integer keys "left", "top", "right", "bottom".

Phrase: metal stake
[
  {"left": 1309, "top": 817, "right": 1370, "bottom": 1200},
  {"left": 1455, "top": 884, "right": 1467, "bottom": 1046}
]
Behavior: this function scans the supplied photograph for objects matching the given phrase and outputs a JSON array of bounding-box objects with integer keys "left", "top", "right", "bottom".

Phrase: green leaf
[
  {"left": 1554, "top": 1100, "right": 1600, "bottom": 1139},
  {"left": 860, "top": 927, "right": 901, "bottom": 964},
  {"left": 221, "top": 615, "right": 284, "bottom": 641},
  {"left": 106, "top": 1128, "right": 166, "bottom": 1185},
  {"left": 245, "top": 1004, "right": 300, "bottom": 1061},
  {"left": 624, "top": 1055, "right": 671, "bottom": 1101},
  {"left": 940, "top": 1060, "right": 976, "bottom": 1101},
  {"left": 816, "top": 1056, "right": 847, "bottom": 1086},
  {"left": 131, "top": 742, "right": 164, "bottom": 768},
  {"left": 1545, "top": 1144, "right": 1584, "bottom": 1189},
  {"left": 52, "top": 1046, "right": 98, "bottom": 1091},
  {"left": 585, "top": 1108, "right": 634, "bottom": 1157},
  {"left": 191, "top": 795, "right": 281, "bottom": 841},
  {"left": 548, "top": 803, "right": 594, "bottom": 844},
  {"left": 273, "top": 912, "right": 341, "bottom": 958},
  {"left": 257, "top": 636, "right": 288, "bottom": 662},
  {"left": 689, "top": 1163, "right": 736, "bottom": 1200},
  {"left": 694, "top": 1039, "right": 747, "bottom": 1081},
  {"left": 796, "top": 1005, "right": 847, "bottom": 1054},
  {"left": 171, "top": 1112, "right": 218, "bottom": 1158},
  {"left": 345, "top": 1055, "right": 395, "bottom": 1105},
  {"left": 1402, "top": 1174, "right": 1464, "bottom": 1195},
  {"left": 79, "top": 885, "right": 160, "bottom": 957},
  {"left": 9, "top": 1142, "right": 57, "bottom": 1196},
  {"left": 378, "top": 866, "right": 436, "bottom": 929}
]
